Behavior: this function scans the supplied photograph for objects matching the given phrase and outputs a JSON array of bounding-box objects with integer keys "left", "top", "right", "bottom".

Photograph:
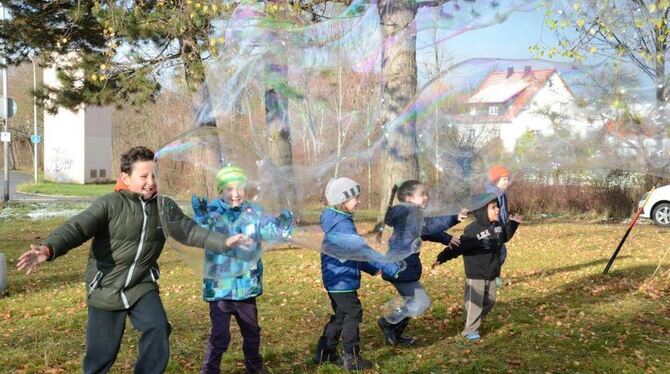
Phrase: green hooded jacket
[{"left": 44, "top": 190, "right": 221, "bottom": 311}]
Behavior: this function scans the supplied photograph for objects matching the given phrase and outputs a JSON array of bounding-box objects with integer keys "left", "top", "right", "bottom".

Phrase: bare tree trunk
[
  {"left": 648, "top": 39, "right": 667, "bottom": 189},
  {"left": 264, "top": 63, "right": 298, "bottom": 216},
  {"left": 180, "top": 31, "right": 218, "bottom": 128},
  {"left": 367, "top": 102, "right": 373, "bottom": 209},
  {"left": 648, "top": 18, "right": 669, "bottom": 187},
  {"left": 180, "top": 33, "right": 222, "bottom": 191},
  {"left": 434, "top": 100, "right": 439, "bottom": 184},
  {"left": 377, "top": 0, "right": 420, "bottom": 220},
  {"left": 334, "top": 66, "right": 344, "bottom": 178}
]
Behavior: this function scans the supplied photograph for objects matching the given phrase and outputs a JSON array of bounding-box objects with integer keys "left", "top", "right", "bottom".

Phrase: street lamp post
[
  {"left": 30, "top": 56, "right": 38, "bottom": 183},
  {"left": 2, "top": 4, "right": 9, "bottom": 202}
]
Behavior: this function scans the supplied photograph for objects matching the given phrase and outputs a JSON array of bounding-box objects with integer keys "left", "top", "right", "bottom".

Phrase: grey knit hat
[{"left": 325, "top": 177, "right": 361, "bottom": 206}]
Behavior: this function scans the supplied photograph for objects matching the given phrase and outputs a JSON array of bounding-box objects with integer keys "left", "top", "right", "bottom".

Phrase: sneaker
[
  {"left": 395, "top": 335, "right": 415, "bottom": 346},
  {"left": 464, "top": 332, "right": 480, "bottom": 341},
  {"left": 340, "top": 352, "right": 373, "bottom": 371},
  {"left": 377, "top": 318, "right": 397, "bottom": 345}
]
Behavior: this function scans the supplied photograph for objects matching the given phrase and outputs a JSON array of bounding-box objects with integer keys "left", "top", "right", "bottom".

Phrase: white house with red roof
[{"left": 462, "top": 66, "right": 589, "bottom": 152}]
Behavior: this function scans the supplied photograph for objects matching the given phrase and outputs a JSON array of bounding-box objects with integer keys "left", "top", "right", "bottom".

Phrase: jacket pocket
[
  {"left": 150, "top": 267, "right": 160, "bottom": 283},
  {"left": 88, "top": 271, "right": 104, "bottom": 297}
]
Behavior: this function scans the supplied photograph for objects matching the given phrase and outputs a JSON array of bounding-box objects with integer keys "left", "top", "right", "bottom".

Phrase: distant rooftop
[{"left": 466, "top": 67, "right": 557, "bottom": 123}]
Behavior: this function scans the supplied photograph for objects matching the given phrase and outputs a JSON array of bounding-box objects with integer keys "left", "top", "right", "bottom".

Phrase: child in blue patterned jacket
[{"left": 192, "top": 165, "right": 292, "bottom": 374}]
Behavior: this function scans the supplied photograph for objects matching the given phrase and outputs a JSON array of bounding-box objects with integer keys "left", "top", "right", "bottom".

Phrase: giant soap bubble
[
  {"left": 155, "top": 0, "right": 669, "bottom": 320},
  {"left": 155, "top": 127, "right": 296, "bottom": 277}
]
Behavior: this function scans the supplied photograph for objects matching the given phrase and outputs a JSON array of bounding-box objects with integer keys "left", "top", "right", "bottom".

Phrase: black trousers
[
  {"left": 318, "top": 291, "right": 363, "bottom": 355},
  {"left": 84, "top": 290, "right": 171, "bottom": 374}
]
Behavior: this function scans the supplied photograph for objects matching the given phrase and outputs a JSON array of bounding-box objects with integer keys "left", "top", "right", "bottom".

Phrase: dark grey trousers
[
  {"left": 319, "top": 291, "right": 363, "bottom": 355},
  {"left": 84, "top": 290, "right": 171, "bottom": 374}
]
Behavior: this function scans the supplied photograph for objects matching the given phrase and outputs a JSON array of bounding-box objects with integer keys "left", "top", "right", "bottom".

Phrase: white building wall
[
  {"left": 43, "top": 67, "right": 86, "bottom": 183},
  {"left": 43, "top": 66, "right": 112, "bottom": 184},
  {"left": 500, "top": 73, "right": 591, "bottom": 152},
  {"left": 84, "top": 106, "right": 113, "bottom": 183}
]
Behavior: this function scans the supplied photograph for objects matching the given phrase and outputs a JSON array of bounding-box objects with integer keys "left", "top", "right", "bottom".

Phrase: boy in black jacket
[{"left": 432, "top": 193, "right": 522, "bottom": 341}]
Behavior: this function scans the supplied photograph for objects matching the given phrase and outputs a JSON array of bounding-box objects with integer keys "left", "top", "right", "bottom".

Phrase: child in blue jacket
[
  {"left": 485, "top": 165, "right": 512, "bottom": 287},
  {"left": 192, "top": 165, "right": 292, "bottom": 374},
  {"left": 315, "top": 177, "right": 402, "bottom": 371},
  {"left": 377, "top": 180, "right": 465, "bottom": 346}
]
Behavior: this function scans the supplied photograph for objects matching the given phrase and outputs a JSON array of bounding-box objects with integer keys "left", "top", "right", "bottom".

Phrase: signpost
[{"left": 2, "top": 4, "right": 9, "bottom": 202}]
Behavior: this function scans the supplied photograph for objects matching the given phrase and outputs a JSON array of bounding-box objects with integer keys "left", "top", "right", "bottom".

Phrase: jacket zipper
[
  {"left": 121, "top": 198, "right": 148, "bottom": 309},
  {"left": 150, "top": 267, "right": 159, "bottom": 283},
  {"left": 88, "top": 271, "right": 103, "bottom": 296}
]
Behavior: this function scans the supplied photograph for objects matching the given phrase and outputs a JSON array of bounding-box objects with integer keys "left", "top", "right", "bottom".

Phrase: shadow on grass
[
  {"left": 331, "top": 264, "right": 665, "bottom": 373},
  {"left": 509, "top": 256, "right": 631, "bottom": 283},
  {"left": 418, "top": 264, "right": 664, "bottom": 372}
]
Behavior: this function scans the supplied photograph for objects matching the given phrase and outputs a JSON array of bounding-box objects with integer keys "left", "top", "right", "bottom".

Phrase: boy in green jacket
[{"left": 16, "top": 146, "right": 241, "bottom": 374}]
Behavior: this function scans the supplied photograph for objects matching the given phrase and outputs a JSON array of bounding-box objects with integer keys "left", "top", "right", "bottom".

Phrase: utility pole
[
  {"left": 30, "top": 56, "right": 37, "bottom": 183},
  {"left": 2, "top": 5, "right": 9, "bottom": 202}
]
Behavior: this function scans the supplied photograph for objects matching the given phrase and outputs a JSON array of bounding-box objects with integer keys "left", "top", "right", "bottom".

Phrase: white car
[{"left": 639, "top": 184, "right": 670, "bottom": 227}]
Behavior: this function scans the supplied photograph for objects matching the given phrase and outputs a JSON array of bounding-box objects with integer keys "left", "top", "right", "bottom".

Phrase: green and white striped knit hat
[{"left": 216, "top": 165, "right": 248, "bottom": 192}]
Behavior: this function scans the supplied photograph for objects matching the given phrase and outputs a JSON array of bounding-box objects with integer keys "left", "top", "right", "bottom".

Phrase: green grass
[
  {"left": 2, "top": 202, "right": 670, "bottom": 373},
  {"left": 17, "top": 180, "right": 115, "bottom": 197}
]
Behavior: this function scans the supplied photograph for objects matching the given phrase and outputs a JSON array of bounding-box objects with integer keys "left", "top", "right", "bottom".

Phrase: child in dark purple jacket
[{"left": 377, "top": 180, "right": 465, "bottom": 346}]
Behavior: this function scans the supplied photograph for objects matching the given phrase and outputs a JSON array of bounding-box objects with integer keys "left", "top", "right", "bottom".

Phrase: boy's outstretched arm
[
  {"left": 163, "top": 198, "right": 232, "bottom": 252},
  {"left": 433, "top": 244, "right": 464, "bottom": 267},
  {"left": 422, "top": 213, "right": 466, "bottom": 247},
  {"left": 257, "top": 209, "right": 293, "bottom": 243},
  {"left": 16, "top": 244, "right": 52, "bottom": 274},
  {"left": 503, "top": 215, "right": 522, "bottom": 242},
  {"left": 431, "top": 227, "right": 480, "bottom": 269},
  {"left": 16, "top": 197, "right": 110, "bottom": 274},
  {"left": 423, "top": 214, "right": 460, "bottom": 236},
  {"left": 422, "top": 231, "right": 457, "bottom": 247}
]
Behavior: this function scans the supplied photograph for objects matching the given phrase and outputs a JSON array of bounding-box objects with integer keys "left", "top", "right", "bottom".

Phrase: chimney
[
  {"left": 524, "top": 65, "right": 532, "bottom": 77},
  {"left": 506, "top": 67, "right": 514, "bottom": 78}
]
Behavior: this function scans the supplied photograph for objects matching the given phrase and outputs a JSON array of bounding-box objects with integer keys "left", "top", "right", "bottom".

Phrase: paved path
[{"left": 2, "top": 171, "right": 94, "bottom": 202}]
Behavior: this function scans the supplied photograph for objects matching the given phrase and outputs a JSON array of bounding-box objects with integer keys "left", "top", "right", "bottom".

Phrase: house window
[
  {"left": 488, "top": 105, "right": 499, "bottom": 115},
  {"left": 90, "top": 169, "right": 97, "bottom": 178},
  {"left": 470, "top": 106, "right": 477, "bottom": 116}
]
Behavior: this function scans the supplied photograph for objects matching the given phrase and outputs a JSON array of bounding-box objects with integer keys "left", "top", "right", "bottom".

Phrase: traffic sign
[
  {"left": 30, "top": 134, "right": 41, "bottom": 144},
  {"left": 0, "top": 97, "right": 17, "bottom": 118},
  {"left": 0, "top": 132, "right": 10, "bottom": 143}
]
